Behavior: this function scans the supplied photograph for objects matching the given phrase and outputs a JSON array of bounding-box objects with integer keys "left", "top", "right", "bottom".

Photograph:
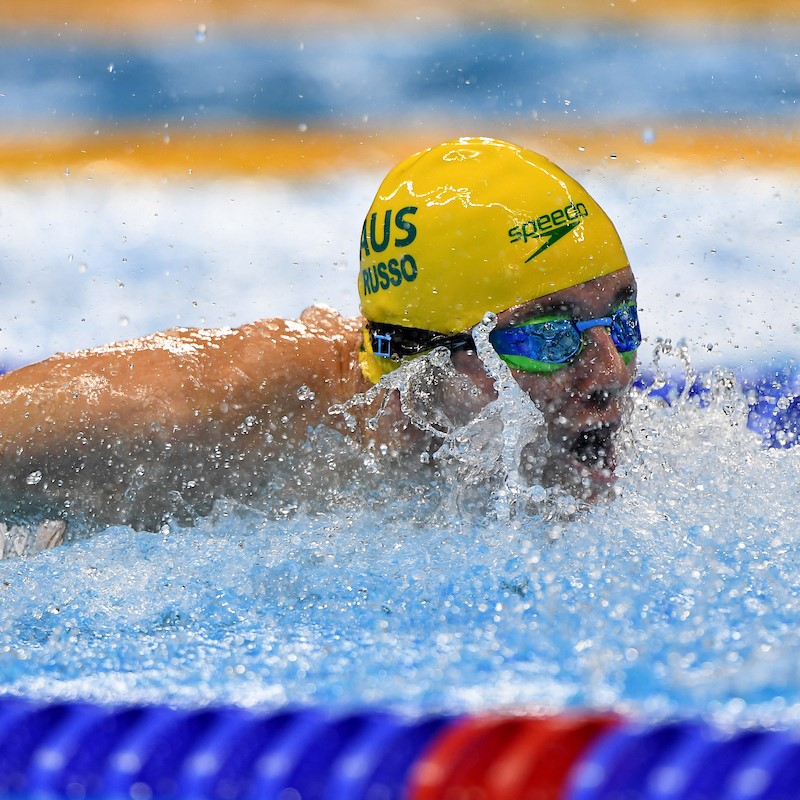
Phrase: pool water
[
  {"left": 2, "top": 12, "right": 800, "bottom": 731},
  {"left": 2, "top": 338, "right": 800, "bottom": 729}
]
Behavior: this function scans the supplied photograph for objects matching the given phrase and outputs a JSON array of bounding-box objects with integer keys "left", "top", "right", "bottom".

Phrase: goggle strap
[
  {"left": 367, "top": 321, "right": 475, "bottom": 360},
  {"left": 575, "top": 316, "right": 613, "bottom": 333}
]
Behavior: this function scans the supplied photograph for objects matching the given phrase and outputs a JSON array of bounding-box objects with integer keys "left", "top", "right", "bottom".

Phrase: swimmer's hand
[{"left": 0, "top": 519, "right": 66, "bottom": 559}]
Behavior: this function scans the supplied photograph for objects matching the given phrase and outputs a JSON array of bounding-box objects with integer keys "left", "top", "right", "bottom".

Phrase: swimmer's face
[{"left": 451, "top": 266, "right": 638, "bottom": 496}]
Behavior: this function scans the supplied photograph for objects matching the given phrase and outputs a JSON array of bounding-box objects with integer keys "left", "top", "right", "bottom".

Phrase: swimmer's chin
[{"left": 540, "top": 442, "right": 619, "bottom": 503}]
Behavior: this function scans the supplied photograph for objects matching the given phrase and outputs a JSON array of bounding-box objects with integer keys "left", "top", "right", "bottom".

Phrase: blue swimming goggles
[
  {"left": 488, "top": 301, "right": 641, "bottom": 373},
  {"left": 366, "top": 301, "right": 641, "bottom": 375}
]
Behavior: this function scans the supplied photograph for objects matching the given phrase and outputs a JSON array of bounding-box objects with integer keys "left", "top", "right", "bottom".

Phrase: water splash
[
  {"left": 3, "top": 343, "right": 800, "bottom": 728},
  {"left": 331, "top": 314, "right": 547, "bottom": 522}
]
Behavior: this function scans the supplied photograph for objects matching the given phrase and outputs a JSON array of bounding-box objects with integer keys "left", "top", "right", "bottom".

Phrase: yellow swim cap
[{"left": 358, "top": 137, "right": 630, "bottom": 383}]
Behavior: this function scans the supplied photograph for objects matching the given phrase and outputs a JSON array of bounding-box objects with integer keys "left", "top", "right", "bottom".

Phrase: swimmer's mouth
[{"left": 568, "top": 426, "right": 617, "bottom": 475}]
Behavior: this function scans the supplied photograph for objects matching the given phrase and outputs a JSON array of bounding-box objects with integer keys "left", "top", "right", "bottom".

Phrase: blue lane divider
[
  {"left": 724, "top": 730, "right": 800, "bottom": 800},
  {"left": 354, "top": 715, "right": 453, "bottom": 800},
  {"left": 565, "top": 720, "right": 698, "bottom": 799},
  {"left": 0, "top": 698, "right": 799, "bottom": 800},
  {"left": 183, "top": 708, "right": 304, "bottom": 800},
  {"left": 682, "top": 730, "right": 767, "bottom": 800},
  {"left": 646, "top": 726, "right": 764, "bottom": 800},
  {"left": 635, "top": 365, "right": 800, "bottom": 450},
  {"left": 26, "top": 701, "right": 112, "bottom": 797},
  {"left": 245, "top": 707, "right": 331, "bottom": 799},
  {"left": 177, "top": 708, "right": 269, "bottom": 800},
  {"left": 0, "top": 702, "right": 77, "bottom": 797},
  {"left": 53, "top": 706, "right": 151, "bottom": 800}
]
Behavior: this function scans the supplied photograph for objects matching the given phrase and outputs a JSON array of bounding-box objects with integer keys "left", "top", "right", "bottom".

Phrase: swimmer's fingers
[
  {"left": 0, "top": 519, "right": 66, "bottom": 559},
  {"left": 33, "top": 520, "right": 66, "bottom": 552}
]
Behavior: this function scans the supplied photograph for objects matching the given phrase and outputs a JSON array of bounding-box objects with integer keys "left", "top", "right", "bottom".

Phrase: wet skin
[{"left": 449, "top": 267, "right": 638, "bottom": 495}]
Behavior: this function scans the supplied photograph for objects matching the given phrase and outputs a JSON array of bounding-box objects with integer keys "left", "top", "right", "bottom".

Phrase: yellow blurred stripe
[
  {"left": 2, "top": 127, "right": 799, "bottom": 180},
  {"left": 2, "top": 0, "right": 797, "bottom": 28}
]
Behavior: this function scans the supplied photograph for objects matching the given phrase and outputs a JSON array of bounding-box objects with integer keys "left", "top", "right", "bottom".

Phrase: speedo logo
[{"left": 508, "top": 202, "right": 589, "bottom": 262}]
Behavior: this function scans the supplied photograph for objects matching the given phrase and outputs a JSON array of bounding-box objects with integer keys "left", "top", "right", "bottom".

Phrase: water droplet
[
  {"left": 641, "top": 127, "right": 657, "bottom": 144},
  {"left": 107, "top": 63, "right": 115, "bottom": 73},
  {"left": 296, "top": 385, "right": 315, "bottom": 402},
  {"left": 298, "top": 123, "right": 308, "bottom": 133},
  {"left": 64, "top": 167, "right": 70, "bottom": 176},
  {"left": 609, "top": 152, "right": 618, "bottom": 160},
  {"left": 26, "top": 470, "right": 43, "bottom": 486},
  {"left": 78, "top": 263, "right": 88, "bottom": 273},
  {"left": 195, "top": 23, "right": 207, "bottom": 43},
  {"left": 119, "top": 316, "right": 129, "bottom": 327}
]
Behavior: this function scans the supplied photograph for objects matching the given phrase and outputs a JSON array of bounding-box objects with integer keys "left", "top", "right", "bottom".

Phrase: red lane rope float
[
  {"left": 407, "top": 715, "right": 524, "bottom": 799},
  {"left": 406, "top": 713, "right": 621, "bottom": 800},
  {"left": 484, "top": 714, "right": 623, "bottom": 798}
]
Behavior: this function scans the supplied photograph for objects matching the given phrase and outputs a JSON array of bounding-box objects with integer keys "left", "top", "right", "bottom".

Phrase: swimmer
[{"left": 0, "top": 137, "right": 639, "bottom": 539}]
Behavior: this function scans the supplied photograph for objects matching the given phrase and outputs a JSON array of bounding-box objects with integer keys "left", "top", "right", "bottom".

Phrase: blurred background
[{"left": 1, "top": 0, "right": 799, "bottom": 371}]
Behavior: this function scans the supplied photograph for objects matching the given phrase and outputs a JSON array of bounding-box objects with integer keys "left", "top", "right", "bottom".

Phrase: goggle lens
[
  {"left": 609, "top": 302, "right": 641, "bottom": 353},
  {"left": 489, "top": 302, "right": 641, "bottom": 374}
]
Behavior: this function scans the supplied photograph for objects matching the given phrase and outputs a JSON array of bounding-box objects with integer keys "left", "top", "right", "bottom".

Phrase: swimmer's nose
[{"left": 575, "top": 327, "right": 633, "bottom": 402}]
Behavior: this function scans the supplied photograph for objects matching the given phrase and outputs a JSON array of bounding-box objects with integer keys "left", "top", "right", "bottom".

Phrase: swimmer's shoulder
[
  {"left": 225, "top": 306, "right": 365, "bottom": 394},
  {"left": 298, "top": 304, "right": 363, "bottom": 339},
  {"left": 235, "top": 304, "right": 363, "bottom": 350}
]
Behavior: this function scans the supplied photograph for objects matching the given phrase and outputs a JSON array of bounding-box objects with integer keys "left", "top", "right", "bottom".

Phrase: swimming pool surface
[{"left": 2, "top": 2, "right": 800, "bottom": 741}]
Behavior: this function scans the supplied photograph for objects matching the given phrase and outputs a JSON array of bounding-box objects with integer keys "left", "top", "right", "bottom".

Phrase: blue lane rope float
[
  {"left": 631, "top": 366, "right": 800, "bottom": 449},
  {"left": 0, "top": 698, "right": 799, "bottom": 800}
]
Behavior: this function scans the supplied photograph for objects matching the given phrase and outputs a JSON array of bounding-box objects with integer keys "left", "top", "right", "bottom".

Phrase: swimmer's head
[{"left": 358, "top": 137, "right": 630, "bottom": 383}]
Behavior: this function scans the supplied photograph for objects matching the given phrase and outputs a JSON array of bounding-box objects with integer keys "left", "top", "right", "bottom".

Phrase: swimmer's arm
[{"left": 0, "top": 312, "right": 364, "bottom": 469}]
